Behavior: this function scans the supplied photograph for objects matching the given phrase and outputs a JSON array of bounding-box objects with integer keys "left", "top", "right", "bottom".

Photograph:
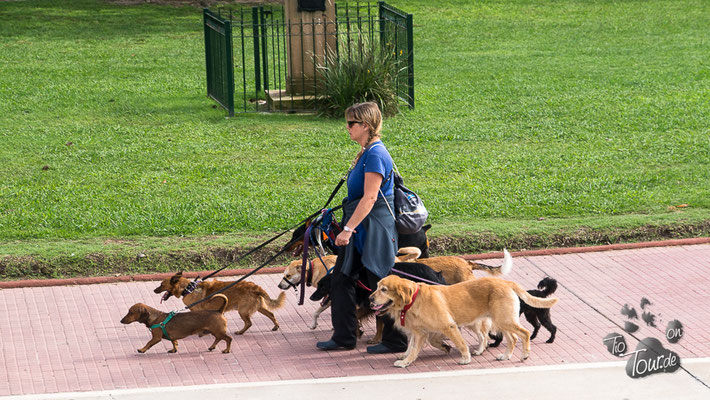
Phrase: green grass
[{"left": 1, "top": 0, "right": 709, "bottom": 278}]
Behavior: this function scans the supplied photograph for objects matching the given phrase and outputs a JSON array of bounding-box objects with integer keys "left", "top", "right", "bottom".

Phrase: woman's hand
[{"left": 335, "top": 228, "right": 355, "bottom": 247}]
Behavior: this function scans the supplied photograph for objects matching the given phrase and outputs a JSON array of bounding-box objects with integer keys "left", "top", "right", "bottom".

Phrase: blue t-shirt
[{"left": 346, "top": 141, "right": 394, "bottom": 201}]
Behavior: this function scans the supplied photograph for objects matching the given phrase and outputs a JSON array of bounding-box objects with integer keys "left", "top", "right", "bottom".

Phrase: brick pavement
[{"left": 1, "top": 242, "right": 709, "bottom": 397}]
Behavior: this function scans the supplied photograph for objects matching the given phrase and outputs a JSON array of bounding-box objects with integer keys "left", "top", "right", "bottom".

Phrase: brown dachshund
[
  {"left": 154, "top": 272, "right": 286, "bottom": 335},
  {"left": 120, "top": 294, "right": 232, "bottom": 354}
]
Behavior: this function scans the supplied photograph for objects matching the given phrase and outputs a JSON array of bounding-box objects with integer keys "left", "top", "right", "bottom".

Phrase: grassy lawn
[{"left": 1, "top": 0, "right": 709, "bottom": 279}]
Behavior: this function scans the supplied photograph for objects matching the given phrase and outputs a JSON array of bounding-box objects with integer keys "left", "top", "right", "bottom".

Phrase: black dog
[
  {"left": 285, "top": 222, "right": 432, "bottom": 259},
  {"left": 490, "top": 277, "right": 558, "bottom": 347},
  {"left": 309, "top": 262, "right": 446, "bottom": 341}
]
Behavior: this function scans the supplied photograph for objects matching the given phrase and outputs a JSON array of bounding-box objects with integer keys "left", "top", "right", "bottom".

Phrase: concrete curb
[
  {"left": 6, "top": 358, "right": 710, "bottom": 400},
  {"left": 2, "top": 237, "right": 708, "bottom": 289}
]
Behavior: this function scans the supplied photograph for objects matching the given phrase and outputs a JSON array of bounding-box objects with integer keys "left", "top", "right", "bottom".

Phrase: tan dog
[
  {"left": 277, "top": 247, "right": 422, "bottom": 291},
  {"left": 277, "top": 255, "right": 338, "bottom": 329},
  {"left": 415, "top": 251, "right": 512, "bottom": 284},
  {"left": 120, "top": 294, "right": 232, "bottom": 354},
  {"left": 154, "top": 272, "right": 286, "bottom": 335},
  {"left": 277, "top": 247, "right": 423, "bottom": 330},
  {"left": 369, "top": 275, "right": 558, "bottom": 368},
  {"left": 277, "top": 255, "right": 338, "bottom": 291}
]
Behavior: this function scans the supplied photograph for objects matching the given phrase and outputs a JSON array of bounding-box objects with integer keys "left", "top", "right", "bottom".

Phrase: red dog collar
[{"left": 400, "top": 286, "right": 420, "bottom": 327}]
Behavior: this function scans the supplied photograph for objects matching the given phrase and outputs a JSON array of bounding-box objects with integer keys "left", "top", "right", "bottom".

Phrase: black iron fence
[
  {"left": 203, "top": 9, "right": 235, "bottom": 116},
  {"left": 203, "top": 1, "right": 414, "bottom": 116}
]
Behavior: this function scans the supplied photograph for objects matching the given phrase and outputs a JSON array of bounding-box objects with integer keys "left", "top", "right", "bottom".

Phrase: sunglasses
[{"left": 347, "top": 120, "right": 361, "bottom": 128}]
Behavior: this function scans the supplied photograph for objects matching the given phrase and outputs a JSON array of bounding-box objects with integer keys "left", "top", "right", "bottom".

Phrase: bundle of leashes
[{"left": 179, "top": 172, "right": 348, "bottom": 312}]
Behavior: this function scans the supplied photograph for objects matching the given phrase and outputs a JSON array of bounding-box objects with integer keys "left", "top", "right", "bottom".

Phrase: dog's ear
[
  {"left": 394, "top": 280, "right": 416, "bottom": 307},
  {"left": 171, "top": 271, "right": 183, "bottom": 284},
  {"left": 136, "top": 304, "right": 150, "bottom": 324}
]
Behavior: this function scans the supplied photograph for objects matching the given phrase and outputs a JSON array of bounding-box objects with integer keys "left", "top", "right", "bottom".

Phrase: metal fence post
[
  {"left": 203, "top": 9, "right": 213, "bottom": 99},
  {"left": 260, "top": 6, "right": 270, "bottom": 94},
  {"left": 224, "top": 18, "right": 235, "bottom": 117},
  {"left": 406, "top": 12, "right": 414, "bottom": 109},
  {"left": 252, "top": 6, "right": 262, "bottom": 96}
]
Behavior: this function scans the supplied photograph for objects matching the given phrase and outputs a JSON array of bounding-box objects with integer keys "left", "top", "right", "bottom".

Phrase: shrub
[{"left": 317, "top": 34, "right": 403, "bottom": 117}]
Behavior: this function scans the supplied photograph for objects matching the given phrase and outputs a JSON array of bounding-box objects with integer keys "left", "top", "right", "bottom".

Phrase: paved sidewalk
[{"left": 1, "top": 242, "right": 709, "bottom": 398}]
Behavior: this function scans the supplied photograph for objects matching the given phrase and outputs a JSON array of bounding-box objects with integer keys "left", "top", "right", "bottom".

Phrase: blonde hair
[{"left": 346, "top": 102, "right": 383, "bottom": 168}]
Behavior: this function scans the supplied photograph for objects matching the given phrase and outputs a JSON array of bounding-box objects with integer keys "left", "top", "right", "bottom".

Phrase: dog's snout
[{"left": 153, "top": 285, "right": 163, "bottom": 294}]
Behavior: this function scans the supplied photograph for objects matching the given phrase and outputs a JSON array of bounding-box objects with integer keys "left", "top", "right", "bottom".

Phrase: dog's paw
[
  {"left": 167, "top": 349, "right": 177, "bottom": 354},
  {"left": 222, "top": 349, "right": 230, "bottom": 354},
  {"left": 520, "top": 352, "right": 530, "bottom": 362},
  {"left": 272, "top": 326, "right": 279, "bottom": 331},
  {"left": 457, "top": 356, "right": 471, "bottom": 365},
  {"left": 137, "top": 349, "right": 145, "bottom": 354},
  {"left": 496, "top": 353, "right": 511, "bottom": 361},
  {"left": 309, "top": 322, "right": 318, "bottom": 330},
  {"left": 208, "top": 347, "right": 215, "bottom": 352},
  {"left": 394, "top": 360, "right": 410, "bottom": 368}
]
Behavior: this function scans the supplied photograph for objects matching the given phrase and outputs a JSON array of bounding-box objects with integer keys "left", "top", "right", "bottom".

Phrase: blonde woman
[{"left": 316, "top": 102, "right": 407, "bottom": 354}]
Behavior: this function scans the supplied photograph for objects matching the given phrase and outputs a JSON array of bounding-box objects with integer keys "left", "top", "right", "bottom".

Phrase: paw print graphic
[{"left": 602, "top": 297, "right": 684, "bottom": 378}]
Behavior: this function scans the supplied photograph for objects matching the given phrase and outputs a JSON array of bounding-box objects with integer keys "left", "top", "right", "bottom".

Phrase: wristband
[{"left": 343, "top": 226, "right": 354, "bottom": 233}]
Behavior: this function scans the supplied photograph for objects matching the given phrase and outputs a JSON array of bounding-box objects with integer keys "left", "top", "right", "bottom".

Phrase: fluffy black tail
[{"left": 537, "top": 277, "right": 558, "bottom": 297}]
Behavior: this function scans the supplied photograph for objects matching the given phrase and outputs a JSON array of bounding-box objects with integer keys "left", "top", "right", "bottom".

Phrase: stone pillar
[{"left": 283, "top": 0, "right": 337, "bottom": 95}]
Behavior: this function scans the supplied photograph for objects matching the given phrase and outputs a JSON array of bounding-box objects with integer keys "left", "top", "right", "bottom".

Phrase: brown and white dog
[
  {"left": 154, "top": 272, "right": 286, "bottom": 335},
  {"left": 369, "top": 275, "right": 558, "bottom": 368},
  {"left": 277, "top": 254, "right": 338, "bottom": 329},
  {"left": 277, "top": 248, "right": 424, "bottom": 330}
]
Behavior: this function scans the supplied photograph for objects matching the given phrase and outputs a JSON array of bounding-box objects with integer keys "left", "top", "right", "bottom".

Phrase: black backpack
[{"left": 382, "top": 168, "right": 429, "bottom": 235}]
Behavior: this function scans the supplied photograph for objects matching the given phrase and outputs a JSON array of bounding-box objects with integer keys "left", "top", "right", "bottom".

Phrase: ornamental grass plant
[{"left": 317, "top": 33, "right": 403, "bottom": 117}]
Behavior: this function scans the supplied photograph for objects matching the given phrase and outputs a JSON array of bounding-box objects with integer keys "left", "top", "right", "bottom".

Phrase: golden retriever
[{"left": 369, "top": 275, "right": 558, "bottom": 367}]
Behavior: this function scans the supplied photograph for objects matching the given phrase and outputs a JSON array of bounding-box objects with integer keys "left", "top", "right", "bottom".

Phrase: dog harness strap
[
  {"left": 400, "top": 286, "right": 420, "bottom": 327},
  {"left": 150, "top": 311, "right": 177, "bottom": 341}
]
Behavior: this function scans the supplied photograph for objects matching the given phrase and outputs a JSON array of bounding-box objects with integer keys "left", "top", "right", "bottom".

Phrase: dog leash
[
  {"left": 298, "top": 223, "right": 314, "bottom": 305},
  {"left": 177, "top": 174, "right": 347, "bottom": 310},
  {"left": 390, "top": 267, "right": 444, "bottom": 286},
  {"left": 182, "top": 246, "right": 291, "bottom": 311}
]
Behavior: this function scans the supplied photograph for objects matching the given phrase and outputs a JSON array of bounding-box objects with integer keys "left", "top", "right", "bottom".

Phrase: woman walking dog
[{"left": 315, "top": 102, "right": 407, "bottom": 354}]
